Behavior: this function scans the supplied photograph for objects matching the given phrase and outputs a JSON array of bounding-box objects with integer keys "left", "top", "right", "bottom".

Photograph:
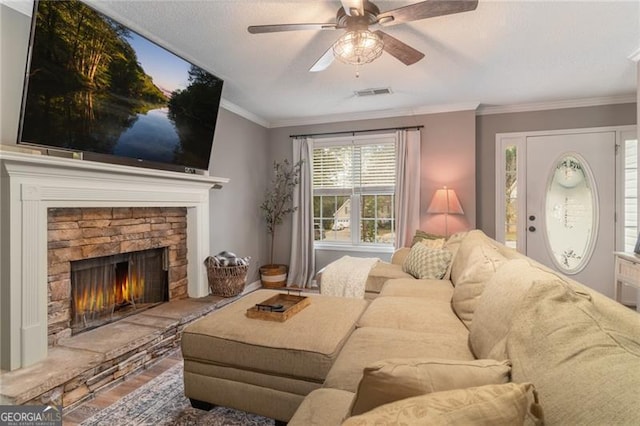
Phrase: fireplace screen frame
[{"left": 70, "top": 247, "right": 169, "bottom": 334}]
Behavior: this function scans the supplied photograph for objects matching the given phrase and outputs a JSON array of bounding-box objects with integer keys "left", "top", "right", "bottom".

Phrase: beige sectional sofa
[{"left": 288, "top": 230, "right": 640, "bottom": 425}]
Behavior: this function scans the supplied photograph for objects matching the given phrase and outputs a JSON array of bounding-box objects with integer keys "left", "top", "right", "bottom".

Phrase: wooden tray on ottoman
[{"left": 245, "top": 293, "right": 310, "bottom": 322}]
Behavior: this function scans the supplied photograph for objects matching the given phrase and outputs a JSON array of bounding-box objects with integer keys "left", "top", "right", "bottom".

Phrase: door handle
[
  {"left": 529, "top": 215, "right": 536, "bottom": 221},
  {"left": 528, "top": 226, "right": 536, "bottom": 232}
]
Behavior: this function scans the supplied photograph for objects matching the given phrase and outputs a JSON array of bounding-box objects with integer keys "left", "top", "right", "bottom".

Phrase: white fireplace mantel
[{"left": 0, "top": 151, "right": 228, "bottom": 370}]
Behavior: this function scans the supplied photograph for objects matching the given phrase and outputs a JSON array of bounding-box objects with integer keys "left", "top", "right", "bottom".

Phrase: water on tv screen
[{"left": 18, "top": 0, "right": 223, "bottom": 171}]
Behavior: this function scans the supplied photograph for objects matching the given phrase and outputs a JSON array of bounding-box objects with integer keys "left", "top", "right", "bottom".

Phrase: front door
[{"left": 525, "top": 131, "right": 616, "bottom": 297}]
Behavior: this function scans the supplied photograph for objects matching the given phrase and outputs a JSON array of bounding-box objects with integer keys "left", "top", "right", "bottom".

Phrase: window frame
[{"left": 312, "top": 133, "right": 397, "bottom": 252}]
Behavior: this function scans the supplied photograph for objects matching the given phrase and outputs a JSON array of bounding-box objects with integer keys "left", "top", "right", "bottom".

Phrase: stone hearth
[{"left": 0, "top": 294, "right": 242, "bottom": 408}]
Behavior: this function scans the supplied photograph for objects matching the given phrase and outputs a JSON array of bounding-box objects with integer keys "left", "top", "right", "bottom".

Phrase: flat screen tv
[{"left": 18, "top": 0, "right": 223, "bottom": 172}]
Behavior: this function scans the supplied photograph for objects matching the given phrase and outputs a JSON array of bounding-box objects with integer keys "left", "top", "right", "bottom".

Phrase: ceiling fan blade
[
  {"left": 309, "top": 44, "right": 336, "bottom": 72},
  {"left": 340, "top": 0, "right": 364, "bottom": 16},
  {"left": 248, "top": 23, "right": 337, "bottom": 34},
  {"left": 377, "top": 0, "right": 478, "bottom": 27},
  {"left": 375, "top": 31, "right": 425, "bottom": 65}
]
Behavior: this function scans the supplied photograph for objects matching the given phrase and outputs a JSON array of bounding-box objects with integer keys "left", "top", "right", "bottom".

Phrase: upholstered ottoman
[{"left": 181, "top": 289, "right": 368, "bottom": 422}]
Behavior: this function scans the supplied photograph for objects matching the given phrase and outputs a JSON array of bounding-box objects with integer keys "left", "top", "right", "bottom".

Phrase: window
[
  {"left": 312, "top": 135, "right": 396, "bottom": 247},
  {"left": 504, "top": 145, "right": 518, "bottom": 249},
  {"left": 495, "top": 136, "right": 526, "bottom": 252},
  {"left": 624, "top": 135, "right": 638, "bottom": 251}
]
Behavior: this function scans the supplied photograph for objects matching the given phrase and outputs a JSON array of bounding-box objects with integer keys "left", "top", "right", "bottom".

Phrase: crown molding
[
  {"left": 220, "top": 99, "right": 270, "bottom": 128},
  {"left": 629, "top": 47, "right": 640, "bottom": 62},
  {"left": 476, "top": 94, "right": 637, "bottom": 116},
  {"left": 225, "top": 94, "right": 636, "bottom": 127},
  {"left": 1, "top": 0, "right": 32, "bottom": 16},
  {"left": 268, "top": 103, "right": 480, "bottom": 128}
]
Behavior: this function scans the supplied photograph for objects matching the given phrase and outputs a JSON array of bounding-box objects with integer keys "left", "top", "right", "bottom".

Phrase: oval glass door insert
[{"left": 544, "top": 154, "right": 598, "bottom": 274}]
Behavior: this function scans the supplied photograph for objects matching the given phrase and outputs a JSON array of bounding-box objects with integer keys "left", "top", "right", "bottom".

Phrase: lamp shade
[{"left": 427, "top": 187, "right": 464, "bottom": 215}]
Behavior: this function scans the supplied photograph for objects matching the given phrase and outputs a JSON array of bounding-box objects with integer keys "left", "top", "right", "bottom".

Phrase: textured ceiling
[{"left": 85, "top": 0, "right": 639, "bottom": 127}]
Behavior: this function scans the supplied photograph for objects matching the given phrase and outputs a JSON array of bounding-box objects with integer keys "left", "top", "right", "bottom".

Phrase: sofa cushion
[
  {"left": 357, "top": 297, "right": 467, "bottom": 335},
  {"left": 379, "top": 278, "right": 453, "bottom": 301},
  {"left": 507, "top": 280, "right": 640, "bottom": 425},
  {"left": 324, "top": 327, "right": 474, "bottom": 392},
  {"left": 450, "top": 243, "right": 507, "bottom": 328},
  {"left": 390, "top": 247, "right": 411, "bottom": 265},
  {"left": 350, "top": 358, "right": 512, "bottom": 415},
  {"left": 469, "top": 259, "right": 558, "bottom": 360},
  {"left": 364, "top": 262, "right": 413, "bottom": 295},
  {"left": 288, "top": 388, "right": 354, "bottom": 426},
  {"left": 402, "top": 244, "right": 452, "bottom": 280},
  {"left": 343, "top": 383, "right": 544, "bottom": 426}
]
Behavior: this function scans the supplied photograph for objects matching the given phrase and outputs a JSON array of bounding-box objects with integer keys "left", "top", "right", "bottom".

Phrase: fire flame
[
  {"left": 74, "top": 272, "right": 145, "bottom": 318},
  {"left": 118, "top": 271, "right": 145, "bottom": 305}
]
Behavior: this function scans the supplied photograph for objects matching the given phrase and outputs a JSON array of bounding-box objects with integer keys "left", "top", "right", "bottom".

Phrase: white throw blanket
[{"left": 320, "top": 256, "right": 379, "bottom": 299}]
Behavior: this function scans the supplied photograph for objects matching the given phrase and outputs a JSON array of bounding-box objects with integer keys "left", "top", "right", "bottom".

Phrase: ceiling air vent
[{"left": 354, "top": 87, "right": 392, "bottom": 97}]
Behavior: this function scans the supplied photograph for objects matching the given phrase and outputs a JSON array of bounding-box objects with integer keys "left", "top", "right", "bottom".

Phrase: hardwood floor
[{"left": 62, "top": 349, "right": 184, "bottom": 425}]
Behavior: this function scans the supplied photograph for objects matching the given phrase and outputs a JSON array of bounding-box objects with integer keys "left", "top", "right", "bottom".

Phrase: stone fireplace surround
[
  {"left": 48, "top": 206, "right": 188, "bottom": 345},
  {"left": 0, "top": 151, "right": 228, "bottom": 371}
]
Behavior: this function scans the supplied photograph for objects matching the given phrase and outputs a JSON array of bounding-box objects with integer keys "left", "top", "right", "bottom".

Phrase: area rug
[{"left": 80, "top": 362, "right": 274, "bottom": 426}]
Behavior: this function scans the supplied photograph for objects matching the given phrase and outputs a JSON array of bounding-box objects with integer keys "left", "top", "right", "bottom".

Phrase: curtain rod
[{"left": 289, "top": 125, "right": 423, "bottom": 139}]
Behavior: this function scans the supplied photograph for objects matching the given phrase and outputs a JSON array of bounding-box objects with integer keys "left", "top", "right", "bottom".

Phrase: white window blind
[{"left": 312, "top": 143, "right": 395, "bottom": 192}]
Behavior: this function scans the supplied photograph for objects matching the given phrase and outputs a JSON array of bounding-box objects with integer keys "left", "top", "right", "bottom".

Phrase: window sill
[{"left": 314, "top": 243, "right": 395, "bottom": 254}]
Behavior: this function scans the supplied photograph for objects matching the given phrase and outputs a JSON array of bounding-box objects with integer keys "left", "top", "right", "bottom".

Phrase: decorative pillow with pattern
[
  {"left": 420, "top": 238, "right": 445, "bottom": 249},
  {"left": 402, "top": 244, "right": 452, "bottom": 279}
]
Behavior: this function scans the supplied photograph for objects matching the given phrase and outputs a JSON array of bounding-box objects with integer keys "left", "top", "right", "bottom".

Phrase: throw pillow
[
  {"left": 343, "top": 383, "right": 544, "bottom": 426},
  {"left": 410, "top": 229, "right": 445, "bottom": 247},
  {"left": 440, "top": 230, "right": 469, "bottom": 280},
  {"left": 469, "top": 259, "right": 558, "bottom": 360},
  {"left": 350, "top": 358, "right": 512, "bottom": 416},
  {"left": 507, "top": 279, "right": 640, "bottom": 425},
  {"left": 420, "top": 238, "right": 445, "bottom": 249},
  {"left": 451, "top": 243, "right": 507, "bottom": 329},
  {"left": 402, "top": 244, "right": 452, "bottom": 279}
]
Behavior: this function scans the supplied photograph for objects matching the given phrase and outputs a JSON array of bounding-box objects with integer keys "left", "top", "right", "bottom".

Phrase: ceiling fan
[{"left": 248, "top": 0, "right": 478, "bottom": 72}]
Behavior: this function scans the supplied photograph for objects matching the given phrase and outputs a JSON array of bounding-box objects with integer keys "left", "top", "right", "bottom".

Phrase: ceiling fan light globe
[{"left": 333, "top": 29, "right": 384, "bottom": 65}]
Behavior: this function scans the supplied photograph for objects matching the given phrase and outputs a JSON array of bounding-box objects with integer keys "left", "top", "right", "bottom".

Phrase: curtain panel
[
  {"left": 288, "top": 137, "right": 315, "bottom": 287},
  {"left": 395, "top": 129, "right": 421, "bottom": 248}
]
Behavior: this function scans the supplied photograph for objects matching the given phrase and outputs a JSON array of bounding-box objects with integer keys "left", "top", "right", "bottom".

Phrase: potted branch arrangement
[{"left": 259, "top": 159, "right": 303, "bottom": 288}]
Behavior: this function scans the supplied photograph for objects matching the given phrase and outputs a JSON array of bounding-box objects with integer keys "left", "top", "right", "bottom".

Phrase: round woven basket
[
  {"left": 204, "top": 258, "right": 248, "bottom": 297},
  {"left": 259, "top": 264, "right": 288, "bottom": 289}
]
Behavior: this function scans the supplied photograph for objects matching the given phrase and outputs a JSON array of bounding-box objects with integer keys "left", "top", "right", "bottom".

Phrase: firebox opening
[{"left": 70, "top": 247, "right": 169, "bottom": 335}]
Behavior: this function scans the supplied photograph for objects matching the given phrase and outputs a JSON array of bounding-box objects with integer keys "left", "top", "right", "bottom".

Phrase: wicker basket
[{"left": 205, "top": 257, "right": 248, "bottom": 297}]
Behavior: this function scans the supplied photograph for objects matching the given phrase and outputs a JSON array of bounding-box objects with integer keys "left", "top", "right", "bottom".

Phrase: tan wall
[
  {"left": 209, "top": 108, "right": 270, "bottom": 282},
  {"left": 267, "top": 110, "right": 476, "bottom": 267},
  {"left": 476, "top": 103, "right": 637, "bottom": 238}
]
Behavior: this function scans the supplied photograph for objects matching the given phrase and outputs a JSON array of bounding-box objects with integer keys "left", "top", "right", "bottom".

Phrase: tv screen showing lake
[
  {"left": 114, "top": 108, "right": 180, "bottom": 164},
  {"left": 19, "top": 0, "right": 223, "bottom": 171}
]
